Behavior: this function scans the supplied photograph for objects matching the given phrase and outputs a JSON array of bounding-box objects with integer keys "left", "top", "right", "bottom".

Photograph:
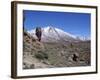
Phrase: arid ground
[{"left": 23, "top": 31, "right": 91, "bottom": 69}]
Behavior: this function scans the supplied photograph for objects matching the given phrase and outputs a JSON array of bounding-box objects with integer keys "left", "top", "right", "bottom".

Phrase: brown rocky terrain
[{"left": 23, "top": 31, "right": 91, "bottom": 69}]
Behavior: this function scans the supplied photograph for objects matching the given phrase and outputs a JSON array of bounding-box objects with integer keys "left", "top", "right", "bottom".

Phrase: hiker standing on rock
[{"left": 35, "top": 27, "right": 42, "bottom": 42}]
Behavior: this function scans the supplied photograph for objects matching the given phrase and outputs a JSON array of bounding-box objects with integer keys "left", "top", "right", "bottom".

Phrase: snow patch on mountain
[{"left": 28, "top": 26, "right": 81, "bottom": 42}]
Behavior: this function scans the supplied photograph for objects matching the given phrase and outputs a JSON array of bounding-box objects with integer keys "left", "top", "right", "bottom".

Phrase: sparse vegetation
[
  {"left": 34, "top": 51, "right": 48, "bottom": 60},
  {"left": 23, "top": 31, "right": 91, "bottom": 69}
]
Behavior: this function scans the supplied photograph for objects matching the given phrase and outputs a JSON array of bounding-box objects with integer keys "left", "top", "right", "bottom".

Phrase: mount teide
[{"left": 28, "top": 26, "right": 81, "bottom": 42}]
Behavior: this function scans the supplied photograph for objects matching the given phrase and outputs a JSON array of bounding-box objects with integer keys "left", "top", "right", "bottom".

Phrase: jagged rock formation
[
  {"left": 23, "top": 30, "right": 53, "bottom": 69},
  {"left": 35, "top": 27, "right": 42, "bottom": 42}
]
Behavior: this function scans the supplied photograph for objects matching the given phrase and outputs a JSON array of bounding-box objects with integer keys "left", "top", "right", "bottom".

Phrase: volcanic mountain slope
[
  {"left": 28, "top": 26, "right": 81, "bottom": 42},
  {"left": 23, "top": 30, "right": 91, "bottom": 69}
]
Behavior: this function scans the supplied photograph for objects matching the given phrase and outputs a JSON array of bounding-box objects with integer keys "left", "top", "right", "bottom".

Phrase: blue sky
[{"left": 23, "top": 10, "right": 91, "bottom": 38}]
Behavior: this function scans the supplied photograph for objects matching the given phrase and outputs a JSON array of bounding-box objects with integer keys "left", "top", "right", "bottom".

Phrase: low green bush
[{"left": 35, "top": 51, "right": 48, "bottom": 60}]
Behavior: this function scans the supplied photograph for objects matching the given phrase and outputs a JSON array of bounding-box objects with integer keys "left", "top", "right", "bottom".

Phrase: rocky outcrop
[{"left": 23, "top": 30, "right": 52, "bottom": 69}]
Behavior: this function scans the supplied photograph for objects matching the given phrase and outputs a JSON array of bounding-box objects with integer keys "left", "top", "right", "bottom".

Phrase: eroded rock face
[{"left": 23, "top": 31, "right": 52, "bottom": 69}]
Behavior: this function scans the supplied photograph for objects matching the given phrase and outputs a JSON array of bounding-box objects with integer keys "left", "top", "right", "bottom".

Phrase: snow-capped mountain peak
[{"left": 28, "top": 26, "right": 79, "bottom": 42}]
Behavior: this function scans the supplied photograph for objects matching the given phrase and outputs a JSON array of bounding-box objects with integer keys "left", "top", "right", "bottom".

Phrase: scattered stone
[
  {"left": 72, "top": 53, "right": 79, "bottom": 62},
  {"left": 30, "top": 64, "right": 35, "bottom": 69}
]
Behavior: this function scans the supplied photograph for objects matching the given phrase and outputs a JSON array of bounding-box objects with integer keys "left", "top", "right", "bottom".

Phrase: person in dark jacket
[{"left": 35, "top": 27, "right": 42, "bottom": 41}]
